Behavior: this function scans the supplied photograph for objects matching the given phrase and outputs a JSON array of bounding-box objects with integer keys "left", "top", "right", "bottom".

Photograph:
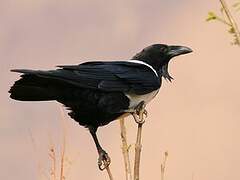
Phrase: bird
[{"left": 9, "top": 44, "right": 192, "bottom": 170}]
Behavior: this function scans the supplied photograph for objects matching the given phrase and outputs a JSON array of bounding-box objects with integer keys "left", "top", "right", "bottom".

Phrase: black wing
[{"left": 12, "top": 61, "right": 161, "bottom": 95}]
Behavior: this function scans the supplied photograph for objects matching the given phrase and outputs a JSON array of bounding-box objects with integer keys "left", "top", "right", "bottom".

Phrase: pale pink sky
[{"left": 1, "top": 0, "right": 240, "bottom": 180}]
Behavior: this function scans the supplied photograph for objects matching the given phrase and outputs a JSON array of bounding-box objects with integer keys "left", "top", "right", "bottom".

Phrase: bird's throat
[{"left": 161, "top": 63, "right": 174, "bottom": 82}]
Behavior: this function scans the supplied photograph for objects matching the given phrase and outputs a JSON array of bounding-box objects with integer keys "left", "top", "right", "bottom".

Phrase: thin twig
[
  {"left": 133, "top": 105, "right": 146, "bottom": 180},
  {"left": 219, "top": 0, "right": 240, "bottom": 45},
  {"left": 105, "top": 164, "right": 114, "bottom": 180},
  {"left": 134, "top": 123, "right": 143, "bottom": 180},
  {"left": 120, "top": 118, "right": 133, "bottom": 180},
  {"left": 215, "top": 16, "right": 232, "bottom": 26}
]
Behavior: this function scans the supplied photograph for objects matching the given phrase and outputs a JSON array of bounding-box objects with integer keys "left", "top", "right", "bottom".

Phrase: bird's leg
[
  {"left": 132, "top": 101, "right": 147, "bottom": 124},
  {"left": 89, "top": 127, "right": 111, "bottom": 171}
]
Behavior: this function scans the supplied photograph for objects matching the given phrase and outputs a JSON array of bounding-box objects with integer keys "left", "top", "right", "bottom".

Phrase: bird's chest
[{"left": 125, "top": 89, "right": 159, "bottom": 109}]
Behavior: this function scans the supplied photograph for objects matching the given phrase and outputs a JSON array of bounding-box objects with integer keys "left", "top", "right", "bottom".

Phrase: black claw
[
  {"left": 132, "top": 101, "right": 146, "bottom": 124},
  {"left": 135, "top": 101, "right": 146, "bottom": 115},
  {"left": 98, "top": 150, "right": 111, "bottom": 171}
]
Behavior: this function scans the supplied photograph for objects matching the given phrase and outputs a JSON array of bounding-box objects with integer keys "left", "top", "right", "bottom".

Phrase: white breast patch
[{"left": 123, "top": 60, "right": 159, "bottom": 109}]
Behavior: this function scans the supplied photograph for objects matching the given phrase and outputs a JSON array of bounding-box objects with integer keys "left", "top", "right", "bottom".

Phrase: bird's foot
[
  {"left": 98, "top": 149, "right": 111, "bottom": 171},
  {"left": 132, "top": 101, "right": 147, "bottom": 124}
]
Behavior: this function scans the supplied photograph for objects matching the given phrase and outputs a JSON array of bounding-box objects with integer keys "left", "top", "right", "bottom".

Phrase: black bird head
[{"left": 131, "top": 44, "right": 192, "bottom": 82}]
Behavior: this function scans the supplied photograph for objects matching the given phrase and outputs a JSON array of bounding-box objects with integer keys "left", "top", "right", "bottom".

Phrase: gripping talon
[
  {"left": 98, "top": 150, "right": 111, "bottom": 171},
  {"left": 132, "top": 101, "right": 147, "bottom": 124},
  {"left": 143, "top": 109, "right": 148, "bottom": 118}
]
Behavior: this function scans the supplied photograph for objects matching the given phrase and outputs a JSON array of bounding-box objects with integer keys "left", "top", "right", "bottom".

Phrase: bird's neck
[{"left": 131, "top": 54, "right": 165, "bottom": 74}]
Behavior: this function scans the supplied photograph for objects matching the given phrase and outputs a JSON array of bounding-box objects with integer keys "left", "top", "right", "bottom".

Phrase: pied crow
[{"left": 9, "top": 44, "right": 192, "bottom": 170}]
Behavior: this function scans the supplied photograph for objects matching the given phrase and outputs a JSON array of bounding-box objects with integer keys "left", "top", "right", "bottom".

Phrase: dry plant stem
[
  {"left": 134, "top": 123, "right": 143, "bottom": 180},
  {"left": 105, "top": 165, "right": 114, "bottom": 180},
  {"left": 219, "top": 0, "right": 240, "bottom": 45},
  {"left": 49, "top": 144, "right": 57, "bottom": 180},
  {"left": 160, "top": 152, "right": 168, "bottom": 180},
  {"left": 60, "top": 125, "right": 66, "bottom": 180},
  {"left": 120, "top": 118, "right": 133, "bottom": 180},
  {"left": 133, "top": 108, "right": 145, "bottom": 180},
  {"left": 59, "top": 107, "right": 67, "bottom": 180},
  {"left": 60, "top": 138, "right": 65, "bottom": 180}
]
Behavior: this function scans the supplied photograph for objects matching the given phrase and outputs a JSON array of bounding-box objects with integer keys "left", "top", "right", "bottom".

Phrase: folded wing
[{"left": 11, "top": 61, "right": 161, "bottom": 95}]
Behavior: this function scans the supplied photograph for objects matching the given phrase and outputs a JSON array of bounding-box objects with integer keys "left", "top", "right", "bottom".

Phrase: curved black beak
[
  {"left": 168, "top": 45, "right": 193, "bottom": 58},
  {"left": 161, "top": 45, "right": 192, "bottom": 82}
]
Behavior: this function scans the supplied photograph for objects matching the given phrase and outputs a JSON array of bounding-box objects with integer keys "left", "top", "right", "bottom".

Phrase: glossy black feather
[{"left": 57, "top": 61, "right": 161, "bottom": 94}]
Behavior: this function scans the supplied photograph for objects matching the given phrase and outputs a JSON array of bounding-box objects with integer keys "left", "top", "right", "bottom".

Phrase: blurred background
[{"left": 1, "top": 0, "right": 240, "bottom": 179}]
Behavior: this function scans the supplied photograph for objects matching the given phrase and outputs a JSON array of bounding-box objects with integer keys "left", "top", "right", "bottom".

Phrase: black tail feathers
[{"left": 9, "top": 73, "right": 57, "bottom": 101}]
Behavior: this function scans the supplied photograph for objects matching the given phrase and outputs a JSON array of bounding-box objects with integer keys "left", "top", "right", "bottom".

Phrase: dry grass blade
[
  {"left": 120, "top": 118, "right": 133, "bottom": 180},
  {"left": 49, "top": 143, "right": 57, "bottom": 180},
  {"left": 60, "top": 141, "right": 66, "bottom": 180}
]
